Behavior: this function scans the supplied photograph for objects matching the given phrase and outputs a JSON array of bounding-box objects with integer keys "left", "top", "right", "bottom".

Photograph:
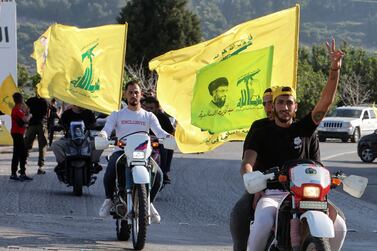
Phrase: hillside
[{"left": 14, "top": 0, "right": 377, "bottom": 70}]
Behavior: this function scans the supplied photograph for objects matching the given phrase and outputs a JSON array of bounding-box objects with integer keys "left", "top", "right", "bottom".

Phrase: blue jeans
[{"left": 103, "top": 151, "right": 163, "bottom": 202}]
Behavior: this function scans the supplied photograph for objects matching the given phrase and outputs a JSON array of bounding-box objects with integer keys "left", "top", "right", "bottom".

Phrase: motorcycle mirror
[
  {"left": 162, "top": 137, "right": 178, "bottom": 151},
  {"left": 342, "top": 175, "right": 368, "bottom": 198},
  {"left": 94, "top": 136, "right": 109, "bottom": 150}
]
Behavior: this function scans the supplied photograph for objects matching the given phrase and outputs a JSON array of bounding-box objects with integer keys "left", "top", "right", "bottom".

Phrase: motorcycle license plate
[{"left": 299, "top": 201, "right": 327, "bottom": 210}]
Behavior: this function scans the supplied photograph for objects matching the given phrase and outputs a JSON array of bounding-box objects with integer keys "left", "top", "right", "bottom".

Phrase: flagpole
[{"left": 118, "top": 23, "right": 128, "bottom": 111}]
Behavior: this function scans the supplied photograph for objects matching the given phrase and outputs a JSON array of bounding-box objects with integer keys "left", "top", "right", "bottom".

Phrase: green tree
[
  {"left": 17, "top": 64, "right": 30, "bottom": 87},
  {"left": 117, "top": 0, "right": 202, "bottom": 70},
  {"left": 191, "top": 0, "right": 227, "bottom": 39},
  {"left": 296, "top": 58, "right": 327, "bottom": 119}
]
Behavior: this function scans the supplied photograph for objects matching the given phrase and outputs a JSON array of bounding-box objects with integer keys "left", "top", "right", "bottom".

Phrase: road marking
[{"left": 322, "top": 151, "right": 357, "bottom": 160}]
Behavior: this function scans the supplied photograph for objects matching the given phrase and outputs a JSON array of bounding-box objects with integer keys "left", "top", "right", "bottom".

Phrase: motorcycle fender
[
  {"left": 300, "top": 210, "right": 335, "bottom": 238},
  {"left": 69, "top": 159, "right": 86, "bottom": 169},
  {"left": 132, "top": 165, "right": 150, "bottom": 184}
]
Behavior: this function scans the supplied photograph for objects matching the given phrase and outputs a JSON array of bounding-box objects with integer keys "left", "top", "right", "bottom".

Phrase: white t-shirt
[{"left": 102, "top": 107, "right": 170, "bottom": 141}]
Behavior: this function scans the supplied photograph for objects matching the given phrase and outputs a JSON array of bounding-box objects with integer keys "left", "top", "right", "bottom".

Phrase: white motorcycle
[
  {"left": 95, "top": 131, "right": 176, "bottom": 250},
  {"left": 243, "top": 159, "right": 368, "bottom": 251}
]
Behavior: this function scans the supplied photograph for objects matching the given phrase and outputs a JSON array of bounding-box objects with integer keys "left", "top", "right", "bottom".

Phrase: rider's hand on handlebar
[{"left": 99, "top": 131, "right": 108, "bottom": 139}]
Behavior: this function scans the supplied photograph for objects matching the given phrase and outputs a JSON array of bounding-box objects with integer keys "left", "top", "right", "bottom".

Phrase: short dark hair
[
  {"left": 264, "top": 88, "right": 272, "bottom": 94},
  {"left": 143, "top": 96, "right": 160, "bottom": 108},
  {"left": 12, "top": 92, "right": 23, "bottom": 104},
  {"left": 125, "top": 80, "right": 141, "bottom": 91},
  {"left": 208, "top": 77, "right": 228, "bottom": 96}
]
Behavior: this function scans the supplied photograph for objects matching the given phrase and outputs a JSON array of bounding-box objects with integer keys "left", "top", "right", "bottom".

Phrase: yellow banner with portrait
[{"left": 150, "top": 5, "right": 300, "bottom": 153}]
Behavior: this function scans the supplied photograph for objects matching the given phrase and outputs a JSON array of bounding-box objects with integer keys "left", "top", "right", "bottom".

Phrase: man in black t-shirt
[
  {"left": 230, "top": 87, "right": 274, "bottom": 250},
  {"left": 143, "top": 96, "right": 176, "bottom": 184},
  {"left": 24, "top": 90, "right": 48, "bottom": 175},
  {"left": 51, "top": 105, "right": 102, "bottom": 172},
  {"left": 242, "top": 88, "right": 274, "bottom": 157},
  {"left": 230, "top": 87, "right": 321, "bottom": 250},
  {"left": 243, "top": 39, "right": 346, "bottom": 251}
]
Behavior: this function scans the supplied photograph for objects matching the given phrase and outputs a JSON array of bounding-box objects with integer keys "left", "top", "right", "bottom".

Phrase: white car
[{"left": 317, "top": 106, "right": 377, "bottom": 143}]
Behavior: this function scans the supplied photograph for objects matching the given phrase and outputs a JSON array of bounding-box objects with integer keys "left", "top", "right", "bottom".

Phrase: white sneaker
[
  {"left": 150, "top": 203, "right": 161, "bottom": 224},
  {"left": 99, "top": 198, "right": 114, "bottom": 217}
]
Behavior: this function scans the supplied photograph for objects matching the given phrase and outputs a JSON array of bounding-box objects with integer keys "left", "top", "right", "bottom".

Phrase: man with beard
[
  {"left": 98, "top": 80, "right": 173, "bottom": 224},
  {"left": 208, "top": 77, "right": 229, "bottom": 109},
  {"left": 230, "top": 87, "right": 321, "bottom": 250},
  {"left": 242, "top": 39, "right": 346, "bottom": 251}
]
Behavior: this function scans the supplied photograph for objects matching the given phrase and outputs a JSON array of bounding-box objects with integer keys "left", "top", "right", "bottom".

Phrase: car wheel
[
  {"left": 351, "top": 128, "right": 360, "bottom": 143},
  {"left": 360, "top": 146, "right": 375, "bottom": 163},
  {"left": 341, "top": 137, "right": 349, "bottom": 143}
]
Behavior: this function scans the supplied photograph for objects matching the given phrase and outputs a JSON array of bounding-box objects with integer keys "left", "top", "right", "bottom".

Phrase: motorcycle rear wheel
[
  {"left": 73, "top": 168, "right": 83, "bottom": 196},
  {"left": 131, "top": 184, "right": 148, "bottom": 250},
  {"left": 301, "top": 235, "right": 331, "bottom": 251}
]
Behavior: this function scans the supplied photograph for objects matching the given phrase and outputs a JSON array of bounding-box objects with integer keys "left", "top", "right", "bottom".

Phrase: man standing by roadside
[
  {"left": 24, "top": 88, "right": 48, "bottom": 175},
  {"left": 10, "top": 92, "right": 33, "bottom": 181}
]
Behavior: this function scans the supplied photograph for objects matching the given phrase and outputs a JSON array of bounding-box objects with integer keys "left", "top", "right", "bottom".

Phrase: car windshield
[{"left": 329, "top": 109, "right": 362, "bottom": 118}]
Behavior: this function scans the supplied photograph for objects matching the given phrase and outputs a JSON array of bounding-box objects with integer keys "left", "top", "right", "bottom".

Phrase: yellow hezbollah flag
[
  {"left": 31, "top": 26, "right": 51, "bottom": 76},
  {"left": 34, "top": 24, "right": 128, "bottom": 114},
  {"left": 150, "top": 5, "right": 300, "bottom": 153},
  {"left": 0, "top": 122, "right": 13, "bottom": 145},
  {"left": 0, "top": 74, "right": 18, "bottom": 115}
]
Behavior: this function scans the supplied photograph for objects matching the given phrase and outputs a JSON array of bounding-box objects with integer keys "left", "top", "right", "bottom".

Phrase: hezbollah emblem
[{"left": 71, "top": 43, "right": 100, "bottom": 93}]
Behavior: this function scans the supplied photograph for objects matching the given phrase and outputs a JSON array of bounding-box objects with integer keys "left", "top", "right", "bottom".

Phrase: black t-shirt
[
  {"left": 26, "top": 96, "right": 48, "bottom": 125},
  {"left": 156, "top": 111, "right": 175, "bottom": 134},
  {"left": 47, "top": 104, "right": 58, "bottom": 124},
  {"left": 243, "top": 117, "right": 272, "bottom": 157},
  {"left": 245, "top": 113, "right": 320, "bottom": 173},
  {"left": 60, "top": 109, "right": 95, "bottom": 131}
]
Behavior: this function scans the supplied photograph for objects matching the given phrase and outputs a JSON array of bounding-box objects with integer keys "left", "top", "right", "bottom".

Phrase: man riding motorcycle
[
  {"left": 51, "top": 105, "right": 103, "bottom": 177},
  {"left": 230, "top": 87, "right": 321, "bottom": 250},
  {"left": 241, "top": 39, "right": 346, "bottom": 251},
  {"left": 98, "top": 80, "right": 172, "bottom": 223}
]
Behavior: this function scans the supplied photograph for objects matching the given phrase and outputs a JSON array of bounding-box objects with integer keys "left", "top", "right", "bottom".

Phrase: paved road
[{"left": 0, "top": 141, "right": 376, "bottom": 250}]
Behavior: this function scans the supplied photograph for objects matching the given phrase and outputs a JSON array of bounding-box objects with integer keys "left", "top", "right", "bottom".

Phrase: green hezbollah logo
[
  {"left": 71, "top": 43, "right": 100, "bottom": 93},
  {"left": 191, "top": 45, "right": 274, "bottom": 134},
  {"left": 1, "top": 95, "right": 13, "bottom": 110}
]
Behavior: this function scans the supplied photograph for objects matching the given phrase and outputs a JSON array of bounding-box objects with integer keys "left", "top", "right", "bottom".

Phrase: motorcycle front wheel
[
  {"left": 301, "top": 235, "right": 331, "bottom": 251},
  {"left": 131, "top": 184, "right": 148, "bottom": 250}
]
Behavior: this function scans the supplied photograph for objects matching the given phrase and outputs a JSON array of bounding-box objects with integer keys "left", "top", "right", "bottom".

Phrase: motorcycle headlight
[
  {"left": 303, "top": 186, "right": 320, "bottom": 199},
  {"left": 133, "top": 151, "right": 145, "bottom": 159}
]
